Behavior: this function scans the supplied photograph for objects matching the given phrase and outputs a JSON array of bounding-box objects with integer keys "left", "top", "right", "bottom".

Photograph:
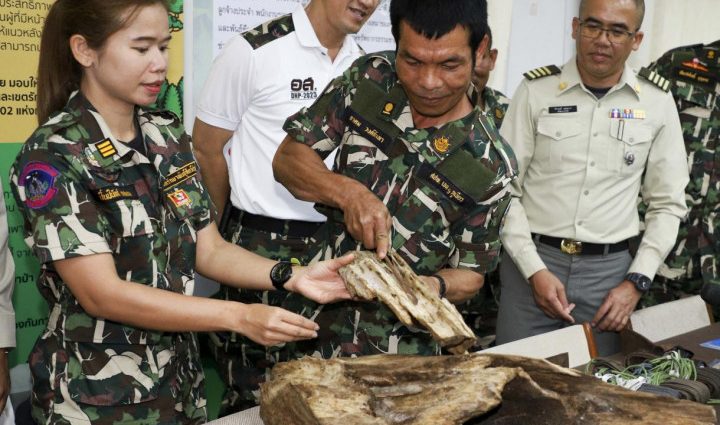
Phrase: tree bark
[
  {"left": 339, "top": 251, "right": 477, "bottom": 354},
  {"left": 260, "top": 354, "right": 717, "bottom": 425}
]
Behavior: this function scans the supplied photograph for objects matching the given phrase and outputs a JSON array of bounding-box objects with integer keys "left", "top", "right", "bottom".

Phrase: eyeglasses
[{"left": 578, "top": 20, "right": 637, "bottom": 44}]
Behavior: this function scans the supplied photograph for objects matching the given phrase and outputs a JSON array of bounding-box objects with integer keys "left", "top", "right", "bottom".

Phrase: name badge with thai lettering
[
  {"left": 416, "top": 162, "right": 473, "bottom": 208},
  {"left": 163, "top": 161, "right": 198, "bottom": 192},
  {"left": 346, "top": 107, "right": 393, "bottom": 152},
  {"left": 549, "top": 105, "right": 577, "bottom": 114},
  {"left": 95, "top": 185, "right": 138, "bottom": 202},
  {"left": 674, "top": 67, "right": 715, "bottom": 88}
]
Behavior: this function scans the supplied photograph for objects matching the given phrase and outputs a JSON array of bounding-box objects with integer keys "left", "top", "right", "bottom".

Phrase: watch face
[
  {"left": 628, "top": 273, "right": 652, "bottom": 292},
  {"left": 638, "top": 277, "right": 652, "bottom": 291},
  {"left": 271, "top": 261, "right": 293, "bottom": 287}
]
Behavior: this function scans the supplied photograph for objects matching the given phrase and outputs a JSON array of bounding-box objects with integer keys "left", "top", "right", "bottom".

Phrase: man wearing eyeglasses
[{"left": 496, "top": 0, "right": 688, "bottom": 355}]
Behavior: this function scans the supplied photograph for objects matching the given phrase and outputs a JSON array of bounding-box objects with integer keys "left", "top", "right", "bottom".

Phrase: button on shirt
[
  {"left": 196, "top": 5, "right": 363, "bottom": 221},
  {"left": 500, "top": 58, "right": 689, "bottom": 280}
]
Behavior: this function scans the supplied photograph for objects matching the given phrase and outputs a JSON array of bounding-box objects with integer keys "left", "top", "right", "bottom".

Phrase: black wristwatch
[
  {"left": 626, "top": 272, "right": 652, "bottom": 292},
  {"left": 270, "top": 261, "right": 293, "bottom": 291}
]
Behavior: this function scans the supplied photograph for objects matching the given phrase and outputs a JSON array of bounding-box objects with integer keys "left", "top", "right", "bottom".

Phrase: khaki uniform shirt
[{"left": 500, "top": 58, "right": 689, "bottom": 280}]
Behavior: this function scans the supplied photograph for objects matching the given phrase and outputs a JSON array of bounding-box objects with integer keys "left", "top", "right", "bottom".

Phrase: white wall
[{"left": 491, "top": 0, "right": 720, "bottom": 97}]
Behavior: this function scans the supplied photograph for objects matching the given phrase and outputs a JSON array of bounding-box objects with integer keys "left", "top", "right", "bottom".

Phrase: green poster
[{"left": 1, "top": 143, "right": 45, "bottom": 368}]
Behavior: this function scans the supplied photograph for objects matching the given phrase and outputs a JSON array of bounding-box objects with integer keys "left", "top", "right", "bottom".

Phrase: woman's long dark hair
[{"left": 37, "top": 0, "right": 169, "bottom": 123}]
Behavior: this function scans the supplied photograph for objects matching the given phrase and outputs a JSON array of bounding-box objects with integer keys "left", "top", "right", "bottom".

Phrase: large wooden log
[
  {"left": 339, "top": 251, "right": 476, "bottom": 354},
  {"left": 259, "top": 354, "right": 717, "bottom": 425}
]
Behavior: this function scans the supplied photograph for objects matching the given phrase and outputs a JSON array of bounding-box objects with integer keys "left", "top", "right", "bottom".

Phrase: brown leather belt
[{"left": 533, "top": 234, "right": 629, "bottom": 256}]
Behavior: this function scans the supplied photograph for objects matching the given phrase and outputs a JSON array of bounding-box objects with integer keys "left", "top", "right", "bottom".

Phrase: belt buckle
[{"left": 560, "top": 239, "right": 582, "bottom": 255}]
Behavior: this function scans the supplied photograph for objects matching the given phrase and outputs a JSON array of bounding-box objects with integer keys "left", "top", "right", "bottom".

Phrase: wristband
[{"left": 433, "top": 274, "right": 447, "bottom": 298}]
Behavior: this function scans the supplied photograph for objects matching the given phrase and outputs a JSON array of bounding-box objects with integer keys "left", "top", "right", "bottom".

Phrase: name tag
[
  {"left": 549, "top": 105, "right": 577, "bottom": 114},
  {"left": 675, "top": 68, "right": 715, "bottom": 87},
  {"left": 95, "top": 185, "right": 138, "bottom": 202},
  {"left": 163, "top": 161, "right": 198, "bottom": 191},
  {"left": 416, "top": 162, "right": 473, "bottom": 208},
  {"left": 346, "top": 107, "right": 392, "bottom": 152}
]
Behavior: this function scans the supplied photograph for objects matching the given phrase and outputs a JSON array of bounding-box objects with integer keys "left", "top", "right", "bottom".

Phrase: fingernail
[{"left": 312, "top": 332, "right": 318, "bottom": 338}]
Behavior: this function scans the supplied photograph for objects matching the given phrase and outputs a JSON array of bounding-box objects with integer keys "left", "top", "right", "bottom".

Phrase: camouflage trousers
[
  {"left": 209, "top": 212, "right": 329, "bottom": 416},
  {"left": 458, "top": 268, "right": 501, "bottom": 351},
  {"left": 30, "top": 331, "right": 206, "bottom": 425}
]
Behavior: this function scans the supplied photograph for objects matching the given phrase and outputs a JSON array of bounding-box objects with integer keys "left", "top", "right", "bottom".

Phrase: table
[
  {"left": 206, "top": 406, "right": 263, "bottom": 425},
  {"left": 655, "top": 322, "right": 720, "bottom": 364}
]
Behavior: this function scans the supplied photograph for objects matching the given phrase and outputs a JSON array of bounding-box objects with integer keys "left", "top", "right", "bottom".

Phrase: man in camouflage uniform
[
  {"left": 193, "top": 0, "right": 379, "bottom": 413},
  {"left": 274, "top": 0, "right": 516, "bottom": 358},
  {"left": 473, "top": 27, "right": 510, "bottom": 129},
  {"left": 462, "top": 26, "right": 511, "bottom": 349},
  {"left": 640, "top": 40, "right": 720, "bottom": 316},
  {"left": 10, "top": 92, "right": 212, "bottom": 424}
]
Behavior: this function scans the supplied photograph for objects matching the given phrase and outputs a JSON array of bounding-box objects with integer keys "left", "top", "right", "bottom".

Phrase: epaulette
[
  {"left": 39, "top": 110, "right": 77, "bottom": 133},
  {"left": 638, "top": 67, "right": 671, "bottom": 92},
  {"left": 523, "top": 65, "right": 561, "bottom": 80},
  {"left": 242, "top": 13, "right": 294, "bottom": 50}
]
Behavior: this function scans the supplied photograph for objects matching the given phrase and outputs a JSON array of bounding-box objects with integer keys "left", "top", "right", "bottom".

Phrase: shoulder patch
[
  {"left": 243, "top": 13, "right": 294, "bottom": 50},
  {"left": 19, "top": 161, "right": 60, "bottom": 209},
  {"left": 523, "top": 65, "right": 561, "bottom": 80},
  {"left": 638, "top": 67, "right": 672, "bottom": 92}
]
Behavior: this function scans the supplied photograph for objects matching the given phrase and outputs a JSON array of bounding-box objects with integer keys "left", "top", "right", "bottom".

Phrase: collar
[
  {"left": 293, "top": 5, "right": 360, "bottom": 57},
  {"left": 66, "top": 92, "right": 150, "bottom": 168},
  {"left": 557, "top": 57, "right": 641, "bottom": 100}
]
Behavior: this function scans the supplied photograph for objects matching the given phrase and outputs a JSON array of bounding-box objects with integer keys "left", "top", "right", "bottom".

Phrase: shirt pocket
[
  {"left": 89, "top": 168, "right": 156, "bottom": 240},
  {"left": 390, "top": 183, "right": 450, "bottom": 274},
  {"left": 337, "top": 133, "right": 387, "bottom": 186},
  {"left": 536, "top": 115, "right": 584, "bottom": 173},
  {"left": 608, "top": 119, "right": 653, "bottom": 175}
]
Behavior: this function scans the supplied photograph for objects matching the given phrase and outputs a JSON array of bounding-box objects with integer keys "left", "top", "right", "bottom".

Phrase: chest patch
[{"left": 167, "top": 189, "right": 193, "bottom": 208}]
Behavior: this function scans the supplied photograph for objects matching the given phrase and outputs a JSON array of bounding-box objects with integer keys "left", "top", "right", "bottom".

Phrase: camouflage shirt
[
  {"left": 10, "top": 92, "right": 212, "bottom": 424},
  {"left": 282, "top": 51, "right": 517, "bottom": 357},
  {"left": 285, "top": 51, "right": 517, "bottom": 276},
  {"left": 481, "top": 86, "right": 510, "bottom": 129},
  {"left": 647, "top": 41, "right": 719, "bottom": 294}
]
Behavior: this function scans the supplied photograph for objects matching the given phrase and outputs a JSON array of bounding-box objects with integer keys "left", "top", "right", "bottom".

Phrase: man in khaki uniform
[{"left": 497, "top": 0, "right": 688, "bottom": 355}]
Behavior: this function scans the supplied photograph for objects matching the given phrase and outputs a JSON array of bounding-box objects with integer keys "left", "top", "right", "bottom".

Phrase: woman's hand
[
  {"left": 285, "top": 253, "right": 355, "bottom": 304},
  {"left": 235, "top": 304, "right": 320, "bottom": 346}
]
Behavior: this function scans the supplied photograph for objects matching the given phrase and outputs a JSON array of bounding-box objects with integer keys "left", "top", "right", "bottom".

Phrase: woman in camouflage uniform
[{"left": 9, "top": 1, "right": 354, "bottom": 423}]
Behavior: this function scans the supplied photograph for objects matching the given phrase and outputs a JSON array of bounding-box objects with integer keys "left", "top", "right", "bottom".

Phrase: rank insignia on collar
[
  {"left": 433, "top": 136, "right": 450, "bottom": 153},
  {"left": 95, "top": 138, "right": 117, "bottom": 158},
  {"left": 708, "top": 50, "right": 716, "bottom": 60},
  {"left": 381, "top": 102, "right": 395, "bottom": 116},
  {"left": 495, "top": 108, "right": 504, "bottom": 120},
  {"left": 167, "top": 188, "right": 193, "bottom": 208}
]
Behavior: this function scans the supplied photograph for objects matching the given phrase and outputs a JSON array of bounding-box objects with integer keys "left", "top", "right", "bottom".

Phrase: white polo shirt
[{"left": 196, "top": 5, "right": 362, "bottom": 221}]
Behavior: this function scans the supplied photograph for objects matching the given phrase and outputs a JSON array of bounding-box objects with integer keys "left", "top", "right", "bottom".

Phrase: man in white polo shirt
[{"left": 193, "top": 0, "right": 380, "bottom": 414}]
